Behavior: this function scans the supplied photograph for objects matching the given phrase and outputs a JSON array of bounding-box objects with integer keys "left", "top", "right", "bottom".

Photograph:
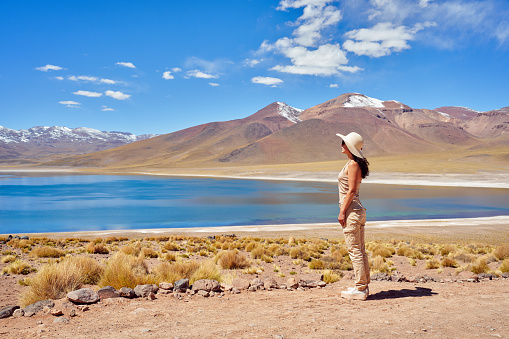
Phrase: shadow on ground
[{"left": 369, "top": 287, "right": 437, "bottom": 300}]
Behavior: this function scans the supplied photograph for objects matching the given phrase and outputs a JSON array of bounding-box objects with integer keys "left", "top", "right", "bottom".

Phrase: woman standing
[{"left": 336, "top": 132, "right": 370, "bottom": 300}]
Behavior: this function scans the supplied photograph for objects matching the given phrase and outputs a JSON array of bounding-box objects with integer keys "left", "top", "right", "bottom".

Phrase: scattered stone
[
  {"left": 158, "top": 289, "right": 172, "bottom": 295},
  {"left": 69, "top": 309, "right": 76, "bottom": 317},
  {"left": 13, "top": 309, "right": 24, "bottom": 318},
  {"left": 197, "top": 290, "right": 210, "bottom": 297},
  {"left": 20, "top": 236, "right": 29, "bottom": 240},
  {"left": 147, "top": 292, "right": 156, "bottom": 300},
  {"left": 263, "top": 278, "right": 278, "bottom": 290},
  {"left": 98, "top": 286, "right": 120, "bottom": 300},
  {"left": 231, "top": 287, "right": 241, "bottom": 294},
  {"left": 286, "top": 278, "right": 299, "bottom": 289},
  {"left": 501, "top": 273, "right": 509, "bottom": 279},
  {"left": 478, "top": 273, "right": 497, "bottom": 280},
  {"left": 50, "top": 309, "right": 63, "bottom": 316},
  {"left": 141, "top": 329, "right": 151, "bottom": 333},
  {"left": 0, "top": 305, "right": 20, "bottom": 319},
  {"left": 76, "top": 305, "right": 90, "bottom": 312},
  {"left": 341, "top": 273, "right": 354, "bottom": 281},
  {"left": 159, "top": 282, "right": 173, "bottom": 290},
  {"left": 24, "top": 300, "right": 54, "bottom": 315},
  {"left": 192, "top": 279, "right": 221, "bottom": 292},
  {"left": 67, "top": 288, "right": 100, "bottom": 304},
  {"left": 119, "top": 287, "right": 136, "bottom": 298},
  {"left": 134, "top": 284, "right": 159, "bottom": 298},
  {"left": 43, "top": 306, "right": 52, "bottom": 314},
  {"left": 371, "top": 273, "right": 390, "bottom": 281},
  {"left": 53, "top": 317, "right": 70, "bottom": 324},
  {"left": 457, "top": 271, "right": 478, "bottom": 282},
  {"left": 221, "top": 283, "right": 233, "bottom": 292},
  {"left": 232, "top": 278, "right": 250, "bottom": 290},
  {"left": 173, "top": 279, "right": 190, "bottom": 293}
]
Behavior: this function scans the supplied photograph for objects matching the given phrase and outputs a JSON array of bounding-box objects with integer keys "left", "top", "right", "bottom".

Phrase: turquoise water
[{"left": 0, "top": 175, "right": 508, "bottom": 234}]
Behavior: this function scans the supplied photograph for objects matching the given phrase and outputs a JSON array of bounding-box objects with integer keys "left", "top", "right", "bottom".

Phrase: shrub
[
  {"left": 261, "top": 254, "right": 273, "bottom": 263},
  {"left": 217, "top": 250, "right": 250, "bottom": 269},
  {"left": 189, "top": 260, "right": 221, "bottom": 284},
  {"left": 154, "top": 260, "right": 200, "bottom": 284},
  {"left": 322, "top": 270, "right": 341, "bottom": 284},
  {"left": 29, "top": 247, "right": 65, "bottom": 258},
  {"left": 452, "top": 252, "right": 476, "bottom": 263},
  {"left": 370, "top": 244, "right": 394, "bottom": 258},
  {"left": 499, "top": 259, "right": 509, "bottom": 273},
  {"left": 2, "top": 260, "right": 33, "bottom": 275},
  {"left": 139, "top": 248, "right": 158, "bottom": 258},
  {"left": 251, "top": 245, "right": 267, "bottom": 259},
  {"left": 1, "top": 255, "right": 17, "bottom": 263},
  {"left": 370, "top": 255, "right": 393, "bottom": 274},
  {"left": 86, "top": 243, "right": 109, "bottom": 254},
  {"left": 98, "top": 252, "right": 152, "bottom": 289},
  {"left": 408, "top": 258, "right": 416, "bottom": 266},
  {"left": 425, "top": 259, "right": 440, "bottom": 269},
  {"left": 161, "top": 253, "right": 176, "bottom": 262},
  {"left": 493, "top": 244, "right": 509, "bottom": 260},
  {"left": 308, "top": 259, "right": 326, "bottom": 270},
  {"left": 163, "top": 242, "right": 179, "bottom": 251},
  {"left": 119, "top": 244, "right": 141, "bottom": 256},
  {"left": 289, "top": 247, "right": 311, "bottom": 261},
  {"left": 471, "top": 259, "right": 489, "bottom": 274},
  {"left": 441, "top": 257, "right": 458, "bottom": 268},
  {"left": 19, "top": 256, "right": 100, "bottom": 307}
]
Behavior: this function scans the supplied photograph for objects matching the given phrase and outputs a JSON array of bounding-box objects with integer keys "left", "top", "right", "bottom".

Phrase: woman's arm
[{"left": 338, "top": 161, "right": 361, "bottom": 226}]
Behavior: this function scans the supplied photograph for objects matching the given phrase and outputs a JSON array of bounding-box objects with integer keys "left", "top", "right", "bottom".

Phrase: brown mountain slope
[{"left": 461, "top": 107, "right": 509, "bottom": 139}]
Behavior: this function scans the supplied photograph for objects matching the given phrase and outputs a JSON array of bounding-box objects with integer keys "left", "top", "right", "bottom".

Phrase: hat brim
[{"left": 336, "top": 133, "right": 364, "bottom": 159}]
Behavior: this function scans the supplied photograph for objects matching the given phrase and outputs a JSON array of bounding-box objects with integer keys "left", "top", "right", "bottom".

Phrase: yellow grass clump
[
  {"left": 139, "top": 247, "right": 159, "bottom": 258},
  {"left": 441, "top": 257, "right": 458, "bottom": 268},
  {"left": 1, "top": 255, "right": 17, "bottom": 263},
  {"left": 86, "top": 243, "right": 109, "bottom": 254},
  {"left": 2, "top": 260, "right": 33, "bottom": 275},
  {"left": 154, "top": 260, "right": 200, "bottom": 284},
  {"left": 189, "top": 260, "right": 222, "bottom": 284},
  {"left": 493, "top": 244, "right": 509, "bottom": 260},
  {"left": 369, "top": 243, "right": 395, "bottom": 258},
  {"left": 29, "top": 246, "right": 65, "bottom": 258},
  {"left": 322, "top": 270, "right": 341, "bottom": 284},
  {"left": 370, "top": 255, "right": 394, "bottom": 274},
  {"left": 308, "top": 259, "right": 326, "bottom": 270},
  {"left": 19, "top": 256, "right": 103, "bottom": 307},
  {"left": 499, "top": 259, "right": 509, "bottom": 273},
  {"left": 98, "top": 252, "right": 152, "bottom": 289},
  {"left": 470, "top": 259, "right": 489, "bottom": 274},
  {"left": 217, "top": 250, "right": 251, "bottom": 269},
  {"left": 119, "top": 244, "right": 141, "bottom": 256},
  {"left": 425, "top": 259, "right": 440, "bottom": 270}
]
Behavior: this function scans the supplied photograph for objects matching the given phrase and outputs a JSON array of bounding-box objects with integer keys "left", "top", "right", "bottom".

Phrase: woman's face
[{"left": 341, "top": 141, "right": 348, "bottom": 155}]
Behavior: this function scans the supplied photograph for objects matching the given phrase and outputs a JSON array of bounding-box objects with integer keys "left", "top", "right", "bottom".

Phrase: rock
[
  {"left": 67, "top": 288, "right": 100, "bottom": 304},
  {"left": 501, "top": 273, "right": 509, "bottom": 279},
  {"left": 173, "top": 279, "right": 190, "bottom": 293},
  {"left": 69, "top": 309, "right": 76, "bottom": 317},
  {"left": 53, "top": 317, "right": 70, "bottom": 324},
  {"left": 286, "top": 278, "right": 299, "bottom": 289},
  {"left": 371, "top": 272, "right": 390, "bottom": 281},
  {"left": 231, "top": 287, "right": 241, "bottom": 294},
  {"left": 159, "top": 282, "right": 173, "bottom": 290},
  {"left": 457, "top": 271, "right": 478, "bottom": 282},
  {"left": 147, "top": 292, "right": 156, "bottom": 300},
  {"left": 232, "top": 278, "right": 250, "bottom": 290},
  {"left": 119, "top": 287, "right": 136, "bottom": 298},
  {"left": 250, "top": 278, "right": 264, "bottom": 290},
  {"left": 220, "top": 283, "right": 233, "bottom": 292},
  {"left": 43, "top": 306, "right": 52, "bottom": 314},
  {"left": 158, "top": 289, "right": 172, "bottom": 295},
  {"left": 192, "top": 279, "right": 221, "bottom": 292},
  {"left": 13, "top": 309, "right": 24, "bottom": 318},
  {"left": 50, "top": 309, "right": 63, "bottom": 316},
  {"left": 97, "top": 286, "right": 120, "bottom": 300},
  {"left": 20, "top": 236, "right": 29, "bottom": 240},
  {"left": 341, "top": 272, "right": 354, "bottom": 281},
  {"left": 76, "top": 305, "right": 89, "bottom": 312},
  {"left": 197, "top": 290, "right": 210, "bottom": 297},
  {"left": 0, "top": 306, "right": 20, "bottom": 319},
  {"left": 24, "top": 300, "right": 54, "bottom": 315},
  {"left": 134, "top": 284, "right": 159, "bottom": 298},
  {"left": 478, "top": 273, "right": 497, "bottom": 280},
  {"left": 263, "top": 278, "right": 278, "bottom": 289}
]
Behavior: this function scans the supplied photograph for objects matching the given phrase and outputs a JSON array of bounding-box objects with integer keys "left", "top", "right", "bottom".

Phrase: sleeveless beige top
[{"left": 338, "top": 160, "right": 364, "bottom": 210}]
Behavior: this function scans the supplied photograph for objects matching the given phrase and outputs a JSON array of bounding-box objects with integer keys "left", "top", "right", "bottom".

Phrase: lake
[{"left": 1, "top": 174, "right": 508, "bottom": 234}]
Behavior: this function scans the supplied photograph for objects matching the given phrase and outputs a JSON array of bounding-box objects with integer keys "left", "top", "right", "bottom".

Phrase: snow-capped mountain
[
  {"left": 276, "top": 102, "right": 302, "bottom": 123},
  {"left": 0, "top": 125, "right": 157, "bottom": 163},
  {"left": 0, "top": 125, "right": 155, "bottom": 144}
]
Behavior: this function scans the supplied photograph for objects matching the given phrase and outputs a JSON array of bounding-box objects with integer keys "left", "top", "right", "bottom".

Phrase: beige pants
[{"left": 342, "top": 207, "right": 370, "bottom": 291}]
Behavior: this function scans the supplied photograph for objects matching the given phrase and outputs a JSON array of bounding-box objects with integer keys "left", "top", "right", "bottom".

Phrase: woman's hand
[{"left": 338, "top": 212, "right": 346, "bottom": 226}]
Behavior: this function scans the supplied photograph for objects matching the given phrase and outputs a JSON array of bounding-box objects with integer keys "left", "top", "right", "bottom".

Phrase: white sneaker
[{"left": 341, "top": 287, "right": 368, "bottom": 300}]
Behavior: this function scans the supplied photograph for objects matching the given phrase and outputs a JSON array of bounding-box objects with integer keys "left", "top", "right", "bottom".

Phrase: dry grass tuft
[
  {"left": 2, "top": 260, "right": 33, "bottom": 275},
  {"left": 29, "top": 247, "right": 65, "bottom": 258},
  {"left": 190, "top": 260, "right": 221, "bottom": 284},
  {"left": 308, "top": 259, "right": 326, "bottom": 270},
  {"left": 499, "top": 259, "right": 509, "bottom": 273},
  {"left": 425, "top": 259, "right": 440, "bottom": 269},
  {"left": 370, "top": 255, "right": 393, "bottom": 274},
  {"left": 1, "top": 255, "right": 17, "bottom": 263},
  {"left": 119, "top": 244, "right": 141, "bottom": 256},
  {"left": 19, "top": 256, "right": 102, "bottom": 307},
  {"left": 86, "top": 243, "right": 109, "bottom": 254},
  {"left": 322, "top": 270, "right": 341, "bottom": 284},
  {"left": 493, "top": 244, "right": 509, "bottom": 261},
  {"left": 98, "top": 252, "right": 152, "bottom": 289},
  {"left": 471, "top": 259, "right": 489, "bottom": 274},
  {"left": 217, "top": 250, "right": 251, "bottom": 269},
  {"left": 370, "top": 244, "right": 394, "bottom": 258},
  {"left": 154, "top": 260, "right": 201, "bottom": 284},
  {"left": 441, "top": 257, "right": 458, "bottom": 268},
  {"left": 139, "top": 247, "right": 158, "bottom": 258}
]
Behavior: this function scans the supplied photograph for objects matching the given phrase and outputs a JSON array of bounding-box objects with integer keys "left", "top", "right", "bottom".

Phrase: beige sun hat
[{"left": 336, "top": 132, "right": 365, "bottom": 158}]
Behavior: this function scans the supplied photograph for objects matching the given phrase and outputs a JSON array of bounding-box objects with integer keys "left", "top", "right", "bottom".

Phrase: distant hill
[
  {"left": 0, "top": 126, "right": 157, "bottom": 164},
  {"left": 40, "top": 93, "right": 508, "bottom": 169}
]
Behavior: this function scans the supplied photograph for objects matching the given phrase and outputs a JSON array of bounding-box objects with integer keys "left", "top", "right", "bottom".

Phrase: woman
[{"left": 336, "top": 132, "right": 370, "bottom": 300}]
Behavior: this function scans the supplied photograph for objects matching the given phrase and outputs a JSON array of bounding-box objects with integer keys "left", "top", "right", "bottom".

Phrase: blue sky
[{"left": 1, "top": 0, "right": 508, "bottom": 135}]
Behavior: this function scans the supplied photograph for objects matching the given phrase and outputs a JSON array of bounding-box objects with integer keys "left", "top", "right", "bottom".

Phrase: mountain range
[
  {"left": 26, "top": 93, "right": 507, "bottom": 170},
  {"left": 0, "top": 126, "right": 156, "bottom": 164}
]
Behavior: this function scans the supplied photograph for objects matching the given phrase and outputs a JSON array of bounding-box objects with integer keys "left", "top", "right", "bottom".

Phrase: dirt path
[{"left": 3, "top": 279, "right": 508, "bottom": 338}]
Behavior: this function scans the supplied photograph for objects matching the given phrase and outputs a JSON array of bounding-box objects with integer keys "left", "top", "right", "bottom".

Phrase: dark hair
[{"left": 353, "top": 155, "right": 370, "bottom": 179}]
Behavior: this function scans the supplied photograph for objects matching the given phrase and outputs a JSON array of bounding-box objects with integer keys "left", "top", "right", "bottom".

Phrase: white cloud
[
  {"left": 35, "top": 64, "right": 64, "bottom": 72},
  {"left": 186, "top": 70, "right": 219, "bottom": 79},
  {"left": 116, "top": 62, "right": 136, "bottom": 68},
  {"left": 102, "top": 106, "right": 115, "bottom": 111},
  {"left": 54, "top": 76, "right": 64, "bottom": 80},
  {"left": 244, "top": 59, "right": 262, "bottom": 67},
  {"left": 251, "top": 76, "right": 284, "bottom": 86},
  {"left": 208, "top": 82, "right": 219, "bottom": 87},
  {"left": 171, "top": 67, "right": 182, "bottom": 72},
  {"left": 73, "top": 90, "right": 103, "bottom": 98},
  {"left": 329, "top": 83, "right": 339, "bottom": 88},
  {"left": 59, "top": 101, "right": 80, "bottom": 105},
  {"left": 162, "top": 71, "right": 174, "bottom": 80},
  {"left": 105, "top": 90, "right": 131, "bottom": 100},
  {"left": 69, "top": 75, "right": 98, "bottom": 82},
  {"left": 100, "top": 78, "right": 116, "bottom": 84},
  {"left": 343, "top": 22, "right": 435, "bottom": 57}
]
